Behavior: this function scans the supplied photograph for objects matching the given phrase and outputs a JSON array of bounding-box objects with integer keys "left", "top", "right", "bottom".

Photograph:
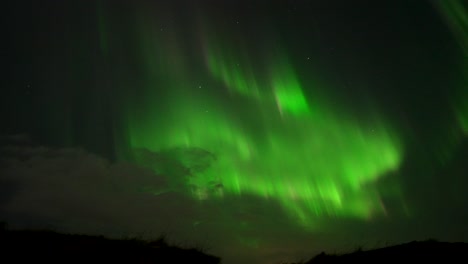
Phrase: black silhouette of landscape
[
  {"left": 0, "top": 226, "right": 221, "bottom": 264},
  {"left": 294, "top": 240, "right": 468, "bottom": 264},
  {"left": 2, "top": 223, "right": 467, "bottom": 264}
]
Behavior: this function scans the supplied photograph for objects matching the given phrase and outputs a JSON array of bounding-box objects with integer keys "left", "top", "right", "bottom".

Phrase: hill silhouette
[
  {"left": 302, "top": 240, "right": 468, "bottom": 263},
  {"left": 2, "top": 224, "right": 467, "bottom": 264},
  {"left": 0, "top": 227, "right": 221, "bottom": 264}
]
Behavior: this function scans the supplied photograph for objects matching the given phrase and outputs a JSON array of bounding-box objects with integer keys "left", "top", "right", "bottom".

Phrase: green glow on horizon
[
  {"left": 123, "top": 12, "right": 404, "bottom": 229},
  {"left": 130, "top": 103, "right": 402, "bottom": 226}
]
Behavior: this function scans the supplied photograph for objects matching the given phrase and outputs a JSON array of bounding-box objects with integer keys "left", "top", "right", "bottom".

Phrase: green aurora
[{"left": 120, "top": 6, "right": 405, "bottom": 229}]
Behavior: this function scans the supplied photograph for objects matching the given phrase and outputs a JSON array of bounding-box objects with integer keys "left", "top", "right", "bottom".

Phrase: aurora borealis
[
  {"left": 125, "top": 2, "right": 404, "bottom": 229},
  {"left": 1, "top": 1, "right": 467, "bottom": 263}
]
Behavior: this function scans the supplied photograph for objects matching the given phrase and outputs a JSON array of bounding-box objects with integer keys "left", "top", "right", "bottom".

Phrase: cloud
[
  {"left": 0, "top": 137, "right": 293, "bottom": 263},
  {"left": 0, "top": 139, "right": 172, "bottom": 235}
]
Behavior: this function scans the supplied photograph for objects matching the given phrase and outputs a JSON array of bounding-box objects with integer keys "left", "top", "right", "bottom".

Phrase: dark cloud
[{"left": 0, "top": 138, "right": 318, "bottom": 263}]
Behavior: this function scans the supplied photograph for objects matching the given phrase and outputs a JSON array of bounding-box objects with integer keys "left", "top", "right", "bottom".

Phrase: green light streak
[
  {"left": 270, "top": 56, "right": 310, "bottom": 116},
  {"left": 96, "top": 0, "right": 109, "bottom": 55},
  {"left": 203, "top": 37, "right": 261, "bottom": 98},
  {"left": 203, "top": 31, "right": 311, "bottom": 116},
  {"left": 434, "top": 0, "right": 468, "bottom": 55},
  {"left": 433, "top": 0, "right": 468, "bottom": 135}
]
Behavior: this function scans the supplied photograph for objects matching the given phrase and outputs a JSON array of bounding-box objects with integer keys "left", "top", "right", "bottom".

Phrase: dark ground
[
  {"left": 0, "top": 226, "right": 221, "bottom": 264},
  {"left": 303, "top": 240, "right": 468, "bottom": 263},
  {"left": 1, "top": 225, "right": 467, "bottom": 264}
]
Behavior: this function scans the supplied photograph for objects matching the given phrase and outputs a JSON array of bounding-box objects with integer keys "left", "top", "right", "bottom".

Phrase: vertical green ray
[
  {"left": 433, "top": 0, "right": 468, "bottom": 135},
  {"left": 270, "top": 54, "right": 310, "bottom": 116},
  {"left": 203, "top": 38, "right": 262, "bottom": 98}
]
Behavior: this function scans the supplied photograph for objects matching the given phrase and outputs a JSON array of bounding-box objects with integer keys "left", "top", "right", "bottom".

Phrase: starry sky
[{"left": 1, "top": 1, "right": 467, "bottom": 263}]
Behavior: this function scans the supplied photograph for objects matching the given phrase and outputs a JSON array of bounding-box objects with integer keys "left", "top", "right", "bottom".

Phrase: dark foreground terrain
[
  {"left": 303, "top": 240, "right": 468, "bottom": 263},
  {"left": 0, "top": 228, "right": 221, "bottom": 264},
  {"left": 1, "top": 227, "right": 467, "bottom": 264}
]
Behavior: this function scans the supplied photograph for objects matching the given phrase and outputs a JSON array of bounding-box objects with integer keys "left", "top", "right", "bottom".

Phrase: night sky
[{"left": 1, "top": 1, "right": 467, "bottom": 263}]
